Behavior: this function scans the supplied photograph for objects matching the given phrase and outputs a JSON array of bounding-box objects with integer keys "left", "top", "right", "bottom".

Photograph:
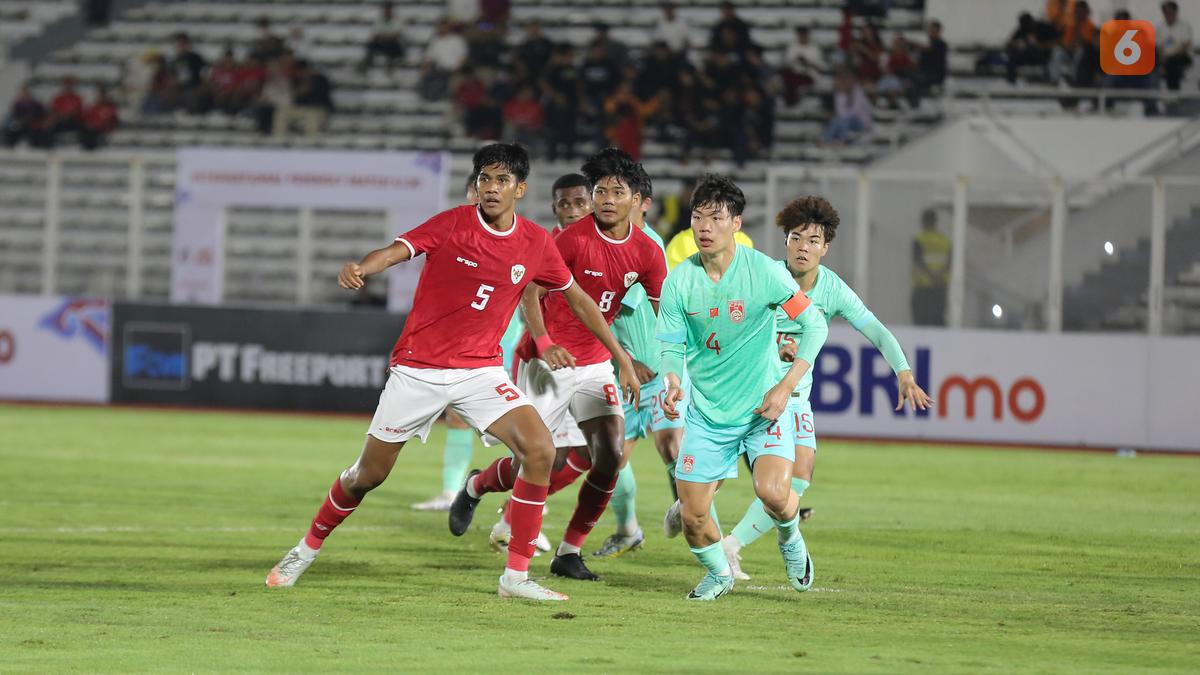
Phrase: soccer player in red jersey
[
  {"left": 450, "top": 148, "right": 668, "bottom": 582},
  {"left": 266, "top": 144, "right": 639, "bottom": 601}
]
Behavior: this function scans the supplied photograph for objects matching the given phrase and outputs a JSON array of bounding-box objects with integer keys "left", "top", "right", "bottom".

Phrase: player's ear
[
  {"left": 515, "top": 180, "right": 527, "bottom": 199},
  {"left": 732, "top": 214, "right": 743, "bottom": 232},
  {"left": 642, "top": 196, "right": 653, "bottom": 213}
]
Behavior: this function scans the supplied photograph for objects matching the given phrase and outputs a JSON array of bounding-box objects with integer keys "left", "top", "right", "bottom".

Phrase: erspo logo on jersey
[{"left": 812, "top": 345, "right": 1046, "bottom": 423}]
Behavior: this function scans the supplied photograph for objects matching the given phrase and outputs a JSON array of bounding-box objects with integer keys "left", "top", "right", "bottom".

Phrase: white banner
[
  {"left": 813, "top": 325, "right": 1199, "bottom": 453},
  {"left": 171, "top": 148, "right": 448, "bottom": 308},
  {"left": 0, "top": 294, "right": 110, "bottom": 403}
]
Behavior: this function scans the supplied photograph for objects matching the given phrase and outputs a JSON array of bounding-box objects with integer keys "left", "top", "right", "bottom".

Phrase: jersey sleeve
[
  {"left": 655, "top": 272, "right": 687, "bottom": 345},
  {"left": 763, "top": 257, "right": 810, "bottom": 320},
  {"left": 532, "top": 233, "right": 574, "bottom": 292},
  {"left": 641, "top": 241, "right": 668, "bottom": 302},
  {"left": 395, "top": 208, "right": 455, "bottom": 258},
  {"left": 827, "top": 271, "right": 876, "bottom": 329}
]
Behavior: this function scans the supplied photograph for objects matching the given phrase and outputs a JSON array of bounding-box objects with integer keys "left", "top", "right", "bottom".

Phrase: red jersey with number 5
[
  {"left": 516, "top": 214, "right": 667, "bottom": 366},
  {"left": 391, "top": 205, "right": 573, "bottom": 369}
]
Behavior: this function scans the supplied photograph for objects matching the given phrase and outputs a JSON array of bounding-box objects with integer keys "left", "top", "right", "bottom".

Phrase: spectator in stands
[
  {"left": 1049, "top": 0, "right": 1096, "bottom": 85},
  {"left": 850, "top": 23, "right": 884, "bottom": 84},
  {"left": 781, "top": 26, "right": 825, "bottom": 106},
  {"left": 360, "top": 2, "right": 406, "bottom": 74},
  {"left": 655, "top": 3, "right": 689, "bottom": 56},
  {"left": 250, "top": 17, "right": 285, "bottom": 63},
  {"left": 454, "top": 65, "right": 500, "bottom": 139},
  {"left": 2, "top": 84, "right": 49, "bottom": 148},
  {"left": 120, "top": 49, "right": 159, "bottom": 112},
  {"left": 466, "top": 19, "right": 508, "bottom": 73},
  {"left": 676, "top": 65, "right": 720, "bottom": 163},
  {"left": 515, "top": 20, "right": 553, "bottom": 79},
  {"left": 542, "top": 44, "right": 583, "bottom": 161},
  {"left": 604, "top": 80, "right": 658, "bottom": 161},
  {"left": 171, "top": 32, "right": 208, "bottom": 113},
  {"left": 47, "top": 76, "right": 84, "bottom": 143},
  {"left": 636, "top": 41, "right": 683, "bottom": 142},
  {"left": 1005, "top": 12, "right": 1058, "bottom": 84},
  {"left": 79, "top": 85, "right": 118, "bottom": 151},
  {"left": 822, "top": 68, "right": 872, "bottom": 143},
  {"left": 1157, "top": 1, "right": 1193, "bottom": 92},
  {"left": 580, "top": 40, "right": 621, "bottom": 144},
  {"left": 141, "top": 53, "right": 179, "bottom": 115},
  {"left": 255, "top": 59, "right": 292, "bottom": 135},
  {"left": 480, "top": 0, "right": 511, "bottom": 25},
  {"left": 877, "top": 34, "right": 917, "bottom": 108},
  {"left": 503, "top": 83, "right": 544, "bottom": 153},
  {"left": 235, "top": 54, "right": 268, "bottom": 111},
  {"left": 914, "top": 19, "right": 948, "bottom": 97},
  {"left": 283, "top": 59, "right": 334, "bottom": 137},
  {"left": 912, "top": 208, "right": 950, "bottom": 326},
  {"left": 207, "top": 49, "right": 241, "bottom": 114},
  {"left": 589, "top": 22, "right": 628, "bottom": 64},
  {"left": 419, "top": 19, "right": 468, "bottom": 101},
  {"left": 709, "top": 1, "right": 752, "bottom": 55},
  {"left": 1045, "top": 0, "right": 1074, "bottom": 36}
]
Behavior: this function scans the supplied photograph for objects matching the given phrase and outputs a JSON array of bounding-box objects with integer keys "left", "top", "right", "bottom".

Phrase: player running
[
  {"left": 451, "top": 148, "right": 667, "bottom": 583},
  {"left": 720, "top": 195, "right": 933, "bottom": 580},
  {"left": 487, "top": 173, "right": 595, "bottom": 553},
  {"left": 656, "top": 174, "right": 828, "bottom": 601},
  {"left": 591, "top": 165, "right": 687, "bottom": 558},
  {"left": 266, "top": 143, "right": 637, "bottom": 602}
]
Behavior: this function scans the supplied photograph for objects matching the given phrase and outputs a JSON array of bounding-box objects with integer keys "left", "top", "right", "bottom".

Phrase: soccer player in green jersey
[
  {"left": 656, "top": 175, "right": 829, "bottom": 600},
  {"left": 721, "top": 195, "right": 934, "bottom": 581},
  {"left": 592, "top": 165, "right": 688, "bottom": 558}
]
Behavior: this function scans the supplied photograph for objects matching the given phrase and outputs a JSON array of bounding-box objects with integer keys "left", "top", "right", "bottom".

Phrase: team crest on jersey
[
  {"left": 510, "top": 264, "right": 526, "bottom": 284},
  {"left": 623, "top": 271, "right": 638, "bottom": 288},
  {"left": 728, "top": 300, "right": 745, "bottom": 323},
  {"left": 681, "top": 455, "right": 695, "bottom": 474}
]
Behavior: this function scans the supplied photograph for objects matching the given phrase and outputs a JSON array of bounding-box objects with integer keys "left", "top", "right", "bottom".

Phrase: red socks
[
  {"left": 471, "top": 455, "right": 514, "bottom": 496},
  {"left": 549, "top": 451, "right": 591, "bottom": 494},
  {"left": 562, "top": 470, "right": 617, "bottom": 548},
  {"left": 506, "top": 478, "right": 549, "bottom": 572},
  {"left": 303, "top": 477, "right": 362, "bottom": 550}
]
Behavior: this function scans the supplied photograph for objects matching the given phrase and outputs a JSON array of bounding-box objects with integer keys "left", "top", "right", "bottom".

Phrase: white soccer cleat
[
  {"left": 412, "top": 490, "right": 455, "bottom": 511},
  {"left": 663, "top": 499, "right": 683, "bottom": 538},
  {"left": 722, "top": 536, "right": 750, "bottom": 581},
  {"left": 265, "top": 544, "right": 317, "bottom": 588},
  {"left": 498, "top": 575, "right": 569, "bottom": 601}
]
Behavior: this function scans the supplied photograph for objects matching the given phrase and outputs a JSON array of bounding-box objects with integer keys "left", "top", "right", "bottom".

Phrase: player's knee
[
  {"left": 344, "top": 465, "right": 388, "bottom": 495},
  {"left": 520, "top": 437, "right": 555, "bottom": 474},
  {"left": 681, "top": 507, "right": 710, "bottom": 535},
  {"left": 754, "top": 480, "right": 790, "bottom": 515}
]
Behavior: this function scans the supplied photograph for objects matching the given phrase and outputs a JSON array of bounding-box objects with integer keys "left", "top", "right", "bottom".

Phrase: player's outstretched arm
[
  {"left": 857, "top": 319, "right": 934, "bottom": 412},
  {"left": 520, "top": 283, "right": 575, "bottom": 370},
  {"left": 561, "top": 283, "right": 640, "bottom": 407},
  {"left": 337, "top": 241, "right": 412, "bottom": 290}
]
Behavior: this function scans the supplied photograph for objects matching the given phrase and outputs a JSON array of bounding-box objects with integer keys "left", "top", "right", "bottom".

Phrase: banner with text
[
  {"left": 171, "top": 147, "right": 448, "bottom": 309},
  {"left": 812, "top": 325, "right": 1199, "bottom": 452},
  {"left": 110, "top": 303, "right": 402, "bottom": 412},
  {"left": 0, "top": 294, "right": 109, "bottom": 403}
]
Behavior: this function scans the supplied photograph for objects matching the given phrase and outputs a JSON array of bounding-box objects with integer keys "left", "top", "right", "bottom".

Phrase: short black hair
[
  {"left": 472, "top": 143, "right": 530, "bottom": 182},
  {"left": 776, "top": 196, "right": 839, "bottom": 243},
  {"left": 551, "top": 173, "right": 590, "bottom": 194},
  {"left": 580, "top": 147, "right": 642, "bottom": 197},
  {"left": 690, "top": 174, "right": 745, "bottom": 217},
  {"left": 631, "top": 164, "right": 653, "bottom": 201}
]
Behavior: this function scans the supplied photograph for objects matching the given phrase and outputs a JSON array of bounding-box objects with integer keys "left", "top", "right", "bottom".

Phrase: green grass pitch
[{"left": 1, "top": 404, "right": 1197, "bottom": 673}]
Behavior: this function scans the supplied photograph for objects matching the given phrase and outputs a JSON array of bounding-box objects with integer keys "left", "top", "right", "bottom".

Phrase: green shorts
[
  {"left": 674, "top": 405, "right": 796, "bottom": 484},
  {"left": 785, "top": 395, "right": 817, "bottom": 451},
  {"left": 623, "top": 372, "right": 687, "bottom": 441}
]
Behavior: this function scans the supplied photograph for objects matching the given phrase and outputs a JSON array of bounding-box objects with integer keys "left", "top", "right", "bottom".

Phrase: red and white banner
[
  {"left": 813, "top": 325, "right": 1200, "bottom": 452},
  {"left": 171, "top": 147, "right": 448, "bottom": 310},
  {"left": 0, "top": 294, "right": 110, "bottom": 403}
]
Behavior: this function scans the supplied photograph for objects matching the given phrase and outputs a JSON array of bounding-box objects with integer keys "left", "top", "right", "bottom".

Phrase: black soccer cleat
[
  {"left": 448, "top": 469, "right": 481, "bottom": 536},
  {"left": 550, "top": 553, "right": 601, "bottom": 581},
  {"left": 798, "top": 507, "right": 814, "bottom": 523}
]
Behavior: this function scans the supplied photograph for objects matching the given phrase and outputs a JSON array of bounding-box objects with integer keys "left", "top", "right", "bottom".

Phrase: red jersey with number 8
[
  {"left": 391, "top": 205, "right": 573, "bottom": 369},
  {"left": 516, "top": 214, "right": 667, "bottom": 366}
]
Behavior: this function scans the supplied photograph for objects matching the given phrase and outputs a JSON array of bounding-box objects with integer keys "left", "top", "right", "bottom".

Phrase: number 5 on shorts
[{"left": 495, "top": 383, "right": 520, "bottom": 401}]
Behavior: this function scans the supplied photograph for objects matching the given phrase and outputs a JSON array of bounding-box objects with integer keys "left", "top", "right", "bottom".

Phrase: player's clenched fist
[
  {"left": 662, "top": 382, "right": 684, "bottom": 421},
  {"left": 338, "top": 262, "right": 365, "bottom": 290},
  {"left": 753, "top": 382, "right": 791, "bottom": 421}
]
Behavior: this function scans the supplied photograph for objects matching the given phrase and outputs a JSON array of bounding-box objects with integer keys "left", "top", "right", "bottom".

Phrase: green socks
[
  {"left": 690, "top": 540, "right": 732, "bottom": 577},
  {"left": 774, "top": 510, "right": 801, "bottom": 544},
  {"left": 440, "top": 427, "right": 475, "bottom": 494},
  {"left": 611, "top": 463, "right": 639, "bottom": 534},
  {"left": 730, "top": 478, "right": 809, "bottom": 548}
]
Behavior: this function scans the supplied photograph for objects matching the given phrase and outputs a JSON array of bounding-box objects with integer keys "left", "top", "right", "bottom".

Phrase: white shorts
[
  {"left": 515, "top": 358, "right": 624, "bottom": 435},
  {"left": 368, "top": 365, "right": 531, "bottom": 444},
  {"left": 553, "top": 411, "right": 586, "bottom": 448}
]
